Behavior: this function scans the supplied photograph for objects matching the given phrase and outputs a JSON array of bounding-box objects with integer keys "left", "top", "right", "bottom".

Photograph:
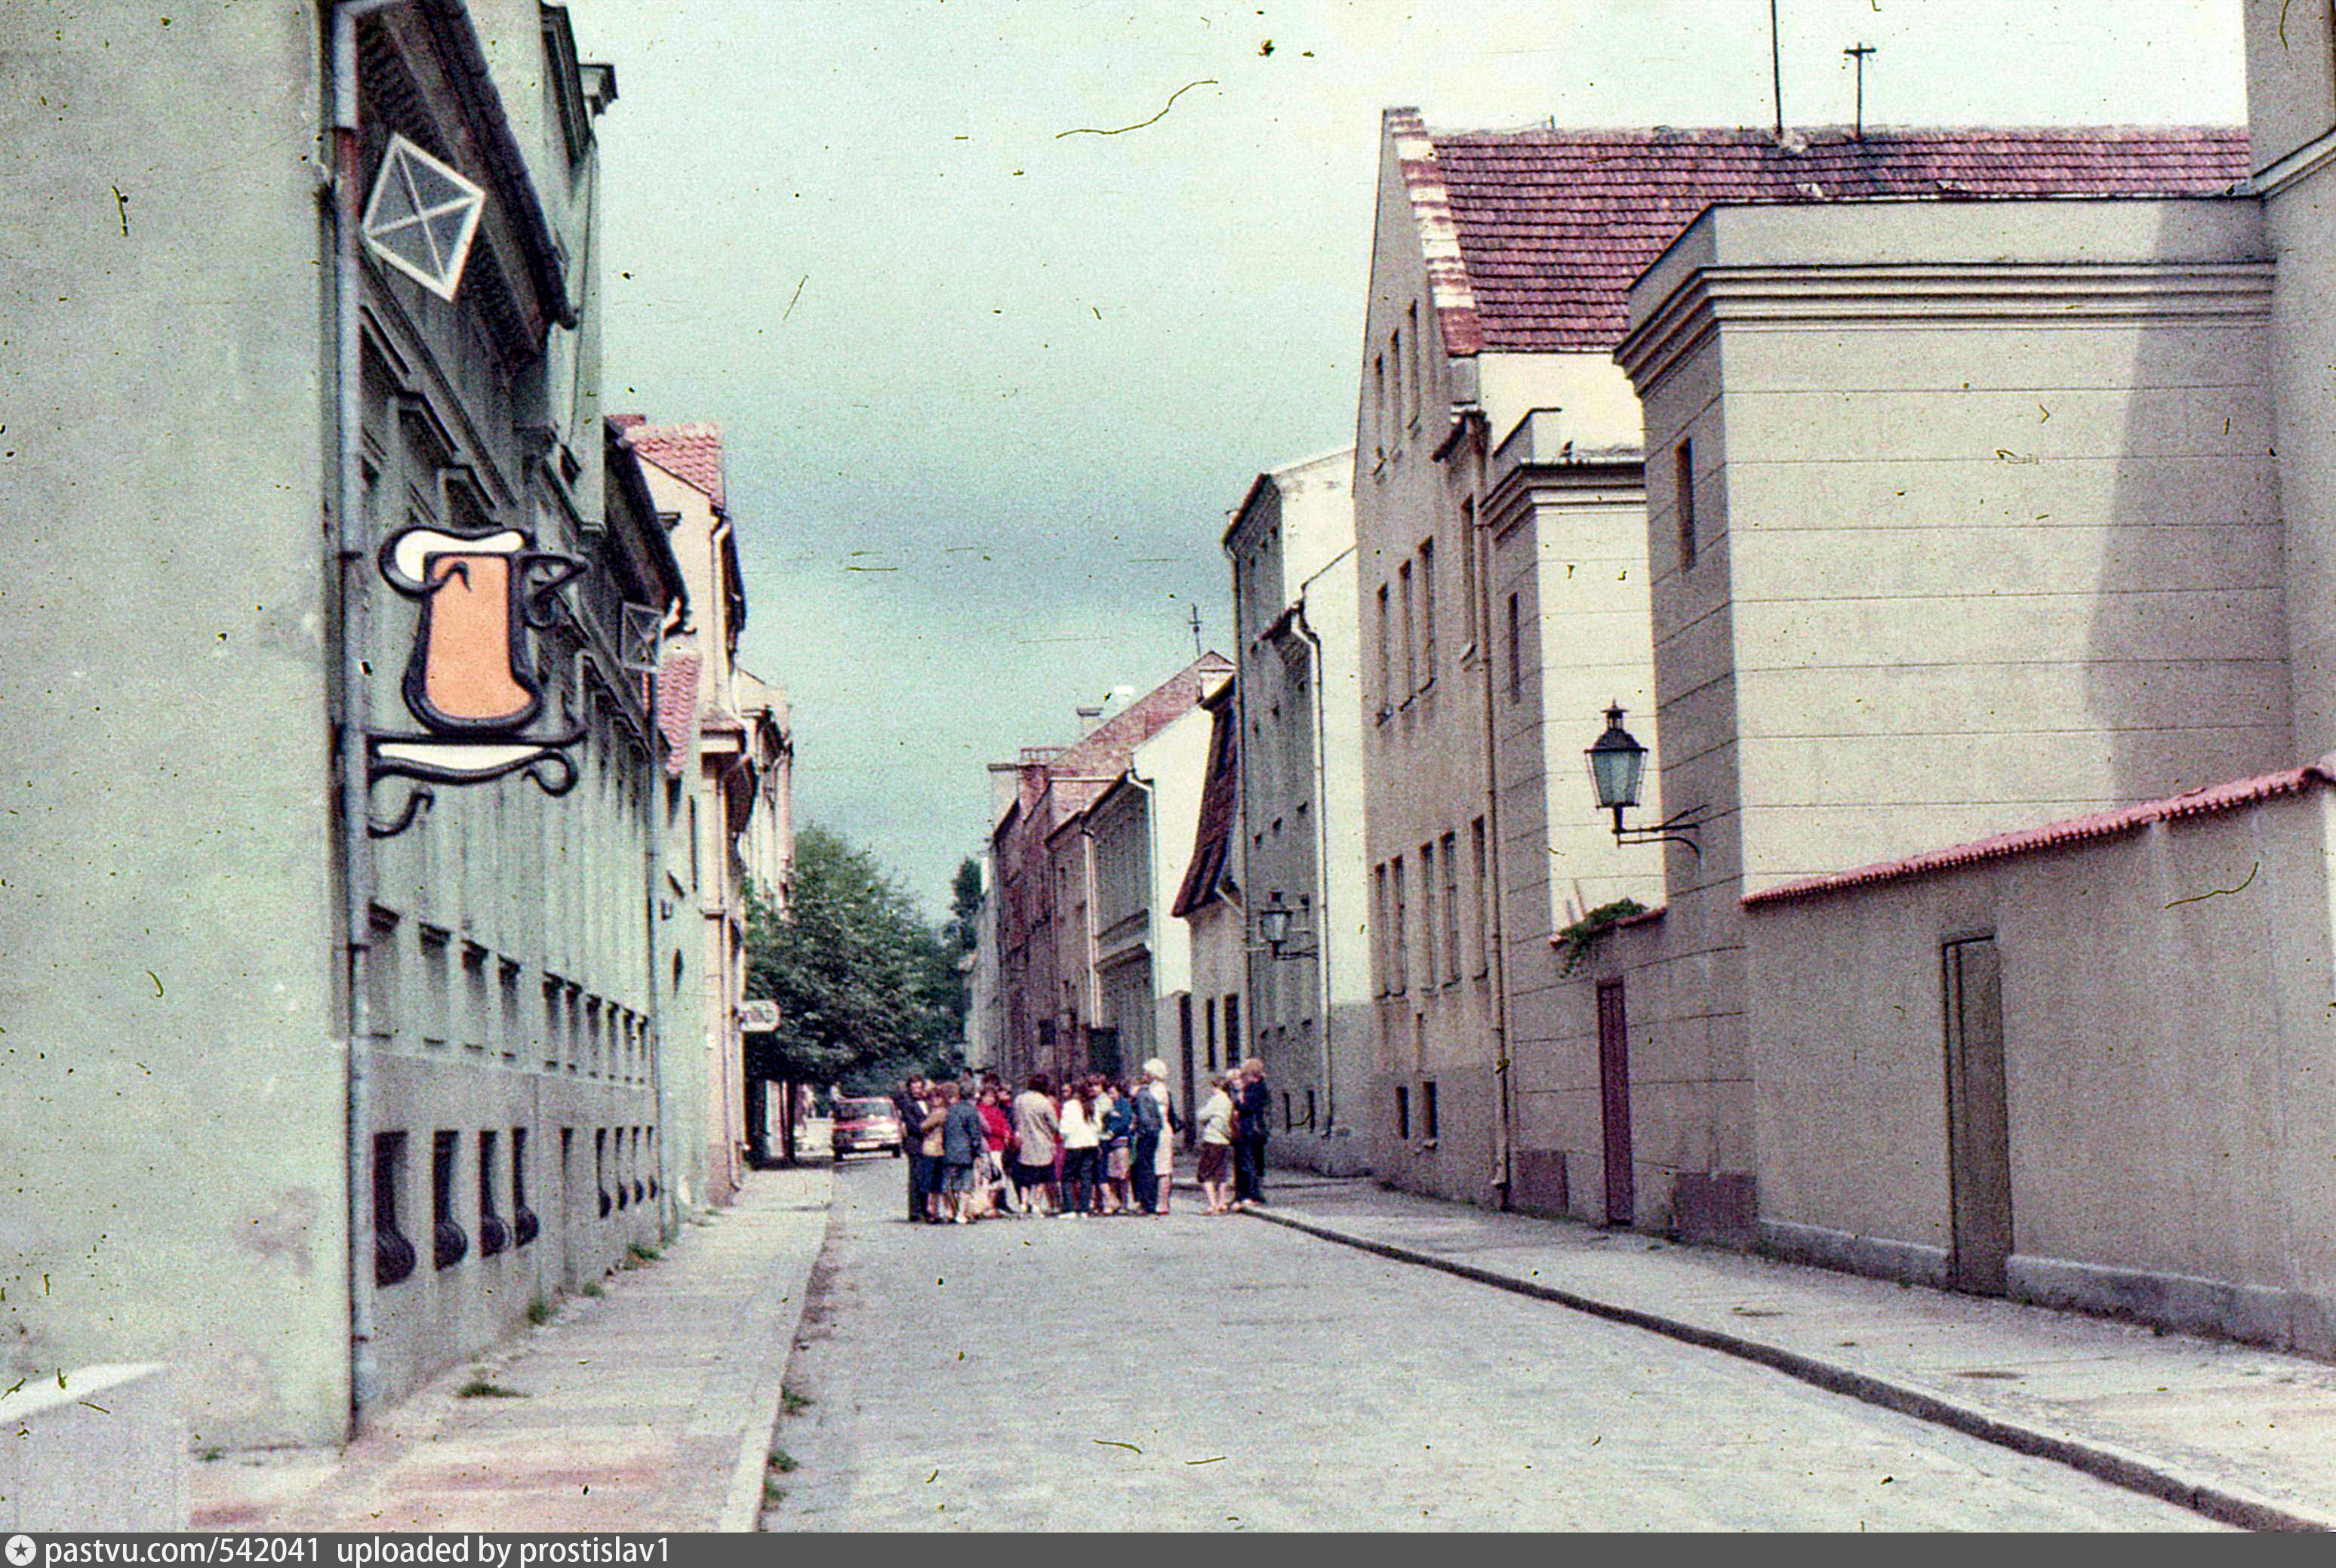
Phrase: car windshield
[{"left": 837, "top": 1099, "right": 891, "bottom": 1119}]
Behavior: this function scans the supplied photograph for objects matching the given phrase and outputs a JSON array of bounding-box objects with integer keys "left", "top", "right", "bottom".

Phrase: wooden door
[
  {"left": 1597, "top": 979, "right": 1635, "bottom": 1225},
  {"left": 1944, "top": 936, "right": 2012, "bottom": 1294}
]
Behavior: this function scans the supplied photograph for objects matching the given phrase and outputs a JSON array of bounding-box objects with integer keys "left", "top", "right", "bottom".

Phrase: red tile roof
[
  {"left": 654, "top": 653, "right": 701, "bottom": 777},
  {"left": 624, "top": 421, "right": 727, "bottom": 509},
  {"left": 1390, "top": 112, "right": 2251, "bottom": 354},
  {"left": 1171, "top": 686, "right": 1241, "bottom": 918},
  {"left": 1743, "top": 762, "right": 2334, "bottom": 909}
]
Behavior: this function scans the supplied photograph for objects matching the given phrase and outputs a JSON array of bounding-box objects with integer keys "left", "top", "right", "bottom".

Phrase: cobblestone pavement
[{"left": 765, "top": 1161, "right": 2222, "bottom": 1531}]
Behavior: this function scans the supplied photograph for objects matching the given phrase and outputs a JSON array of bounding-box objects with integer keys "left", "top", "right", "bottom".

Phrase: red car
[{"left": 831, "top": 1096, "right": 904, "bottom": 1159}]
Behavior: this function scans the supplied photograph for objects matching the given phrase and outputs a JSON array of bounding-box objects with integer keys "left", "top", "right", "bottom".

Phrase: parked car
[{"left": 831, "top": 1096, "right": 905, "bottom": 1159}]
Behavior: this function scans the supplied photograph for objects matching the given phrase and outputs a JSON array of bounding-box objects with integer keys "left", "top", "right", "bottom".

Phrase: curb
[
  {"left": 1245, "top": 1205, "right": 2336, "bottom": 1533},
  {"left": 715, "top": 1170, "right": 833, "bottom": 1533}
]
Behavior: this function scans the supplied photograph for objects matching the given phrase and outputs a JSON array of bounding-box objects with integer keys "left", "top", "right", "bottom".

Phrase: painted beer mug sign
[{"left": 368, "top": 521, "right": 586, "bottom": 830}]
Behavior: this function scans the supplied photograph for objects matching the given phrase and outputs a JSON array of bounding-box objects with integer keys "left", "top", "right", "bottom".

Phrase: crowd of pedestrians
[{"left": 885, "top": 1057, "right": 1273, "bottom": 1224}]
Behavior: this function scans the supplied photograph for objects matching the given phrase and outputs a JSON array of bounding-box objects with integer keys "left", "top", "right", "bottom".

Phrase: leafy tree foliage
[{"left": 743, "top": 826, "right": 962, "bottom": 1096}]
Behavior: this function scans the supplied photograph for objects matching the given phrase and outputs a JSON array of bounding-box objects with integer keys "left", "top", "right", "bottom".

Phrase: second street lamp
[{"left": 1585, "top": 703, "right": 1701, "bottom": 853}]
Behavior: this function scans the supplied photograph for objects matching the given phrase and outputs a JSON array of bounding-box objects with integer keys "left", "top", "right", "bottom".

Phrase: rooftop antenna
[
  {"left": 1188, "top": 602, "right": 1202, "bottom": 656},
  {"left": 1844, "top": 42, "right": 1876, "bottom": 140},
  {"left": 1769, "top": 0, "right": 1784, "bottom": 138}
]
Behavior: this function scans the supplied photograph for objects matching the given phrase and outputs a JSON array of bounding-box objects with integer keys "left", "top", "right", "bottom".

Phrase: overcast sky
[{"left": 564, "top": 0, "right": 2248, "bottom": 913}]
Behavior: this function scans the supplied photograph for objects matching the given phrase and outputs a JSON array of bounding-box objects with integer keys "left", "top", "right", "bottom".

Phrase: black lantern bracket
[
  {"left": 1254, "top": 890, "right": 1320, "bottom": 961},
  {"left": 1586, "top": 702, "right": 1702, "bottom": 856}
]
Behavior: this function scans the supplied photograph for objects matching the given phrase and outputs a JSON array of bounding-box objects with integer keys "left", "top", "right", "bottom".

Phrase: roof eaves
[{"left": 1744, "top": 761, "right": 2334, "bottom": 909}]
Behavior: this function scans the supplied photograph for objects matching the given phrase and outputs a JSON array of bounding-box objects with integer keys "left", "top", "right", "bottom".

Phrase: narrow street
[{"left": 765, "top": 1161, "right": 2221, "bottom": 1532}]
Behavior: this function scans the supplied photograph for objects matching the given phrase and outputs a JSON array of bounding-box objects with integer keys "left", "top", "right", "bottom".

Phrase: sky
[{"left": 563, "top": 0, "right": 2248, "bottom": 914}]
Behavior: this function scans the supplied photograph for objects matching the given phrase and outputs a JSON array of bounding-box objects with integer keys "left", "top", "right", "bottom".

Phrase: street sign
[{"left": 737, "top": 999, "right": 780, "bottom": 1032}]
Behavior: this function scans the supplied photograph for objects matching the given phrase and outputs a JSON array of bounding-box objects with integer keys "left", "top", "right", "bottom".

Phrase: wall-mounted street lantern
[
  {"left": 1587, "top": 703, "right": 1700, "bottom": 854},
  {"left": 1257, "top": 891, "right": 1319, "bottom": 960}
]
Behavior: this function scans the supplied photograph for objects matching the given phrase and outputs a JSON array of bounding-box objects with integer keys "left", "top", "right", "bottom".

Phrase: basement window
[
  {"left": 373, "top": 1133, "right": 416, "bottom": 1287},
  {"left": 477, "top": 1130, "right": 508, "bottom": 1258},
  {"left": 431, "top": 1130, "right": 468, "bottom": 1271}
]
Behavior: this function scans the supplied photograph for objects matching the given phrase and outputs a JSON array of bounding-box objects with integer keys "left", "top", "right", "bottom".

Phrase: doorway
[
  {"left": 1596, "top": 978, "right": 1634, "bottom": 1225},
  {"left": 1943, "top": 936, "right": 2012, "bottom": 1294}
]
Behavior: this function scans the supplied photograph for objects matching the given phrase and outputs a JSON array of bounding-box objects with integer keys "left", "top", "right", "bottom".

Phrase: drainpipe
[
  {"left": 1288, "top": 540, "right": 1354, "bottom": 1157},
  {"left": 329, "top": 0, "right": 408, "bottom": 1436},
  {"left": 1462, "top": 417, "right": 1515, "bottom": 1210}
]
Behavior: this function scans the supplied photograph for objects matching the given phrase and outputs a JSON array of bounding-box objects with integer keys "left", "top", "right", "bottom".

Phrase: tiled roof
[
  {"left": 1743, "top": 762, "right": 2334, "bottom": 909},
  {"left": 654, "top": 653, "right": 702, "bottom": 778},
  {"left": 1171, "top": 687, "right": 1240, "bottom": 918},
  {"left": 1392, "top": 113, "right": 2251, "bottom": 353},
  {"left": 625, "top": 421, "right": 727, "bottom": 509}
]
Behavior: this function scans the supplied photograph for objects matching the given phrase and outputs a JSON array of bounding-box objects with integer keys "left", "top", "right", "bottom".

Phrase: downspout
[
  {"left": 1463, "top": 418, "right": 1515, "bottom": 1210},
  {"left": 1119, "top": 770, "right": 1156, "bottom": 1121},
  {"left": 330, "top": 0, "right": 408, "bottom": 1436},
  {"left": 1288, "top": 537, "right": 1355, "bottom": 1152}
]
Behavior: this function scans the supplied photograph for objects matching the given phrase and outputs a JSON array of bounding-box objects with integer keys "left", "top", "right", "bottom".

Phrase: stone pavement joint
[
  {"left": 192, "top": 1166, "right": 831, "bottom": 1533},
  {"left": 1236, "top": 1177, "right": 2336, "bottom": 1533}
]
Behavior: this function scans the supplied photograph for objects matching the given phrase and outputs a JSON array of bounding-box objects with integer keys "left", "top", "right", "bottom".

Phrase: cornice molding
[{"left": 1618, "top": 260, "right": 2273, "bottom": 400}]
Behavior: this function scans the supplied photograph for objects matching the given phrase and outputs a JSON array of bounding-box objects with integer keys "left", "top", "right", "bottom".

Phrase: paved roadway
[{"left": 768, "top": 1160, "right": 2223, "bottom": 1532}]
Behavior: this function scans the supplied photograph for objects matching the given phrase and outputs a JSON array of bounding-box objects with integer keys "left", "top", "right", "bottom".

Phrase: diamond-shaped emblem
[{"left": 362, "top": 134, "right": 485, "bottom": 302}]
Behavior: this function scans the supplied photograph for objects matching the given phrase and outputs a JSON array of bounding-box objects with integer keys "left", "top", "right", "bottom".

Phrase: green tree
[{"left": 743, "top": 826, "right": 961, "bottom": 1158}]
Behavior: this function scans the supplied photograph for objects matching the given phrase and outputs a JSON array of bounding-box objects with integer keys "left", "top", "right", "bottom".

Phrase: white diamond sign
[{"left": 362, "top": 134, "right": 486, "bottom": 302}]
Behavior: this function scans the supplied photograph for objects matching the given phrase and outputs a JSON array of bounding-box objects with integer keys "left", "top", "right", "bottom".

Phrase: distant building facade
[
  {"left": 1222, "top": 453, "right": 1371, "bottom": 1172},
  {"left": 982, "top": 656, "right": 1232, "bottom": 1087}
]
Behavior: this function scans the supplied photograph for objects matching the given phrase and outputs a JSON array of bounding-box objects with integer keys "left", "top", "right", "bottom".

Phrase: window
[
  {"left": 1205, "top": 996, "right": 1219, "bottom": 1071},
  {"left": 1372, "top": 863, "right": 1390, "bottom": 995},
  {"left": 512, "top": 1127, "right": 539, "bottom": 1247},
  {"left": 1441, "top": 830, "right": 1460, "bottom": 984},
  {"left": 1418, "top": 839, "right": 1436, "bottom": 992},
  {"left": 595, "top": 1127, "right": 612, "bottom": 1217},
  {"left": 1390, "top": 856, "right": 1408, "bottom": 993},
  {"left": 1459, "top": 499, "right": 1479, "bottom": 653},
  {"left": 477, "top": 1130, "right": 507, "bottom": 1258},
  {"left": 1676, "top": 438, "right": 1697, "bottom": 572},
  {"left": 1396, "top": 1084, "right": 1411, "bottom": 1140},
  {"left": 1423, "top": 1080, "right": 1440, "bottom": 1141},
  {"left": 461, "top": 942, "right": 488, "bottom": 1055},
  {"left": 1390, "top": 330, "right": 1405, "bottom": 430},
  {"left": 1418, "top": 540, "right": 1436, "bottom": 686},
  {"left": 1373, "top": 353, "right": 1387, "bottom": 446},
  {"left": 1399, "top": 560, "right": 1416, "bottom": 697},
  {"left": 1405, "top": 302, "right": 1421, "bottom": 423},
  {"left": 1470, "top": 817, "right": 1490, "bottom": 977},
  {"left": 373, "top": 1132, "right": 415, "bottom": 1287},
  {"left": 431, "top": 1130, "right": 467, "bottom": 1270},
  {"left": 497, "top": 959, "right": 522, "bottom": 1062},
  {"left": 1224, "top": 995, "right": 1241, "bottom": 1063},
  {"left": 541, "top": 976, "right": 564, "bottom": 1071},
  {"left": 1306, "top": 1088, "right": 1318, "bottom": 1130},
  {"left": 419, "top": 927, "right": 451, "bottom": 1050},
  {"left": 1179, "top": 993, "right": 1195, "bottom": 1065},
  {"left": 1506, "top": 593, "right": 1522, "bottom": 705},
  {"left": 1375, "top": 583, "right": 1393, "bottom": 715}
]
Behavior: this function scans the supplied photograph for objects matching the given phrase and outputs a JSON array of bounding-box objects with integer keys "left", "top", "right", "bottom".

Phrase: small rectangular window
[
  {"left": 1459, "top": 499, "right": 1479, "bottom": 653},
  {"left": 1470, "top": 817, "right": 1490, "bottom": 978},
  {"left": 1507, "top": 594, "right": 1522, "bottom": 705},
  {"left": 1391, "top": 855, "right": 1408, "bottom": 994},
  {"left": 1418, "top": 839, "right": 1437, "bottom": 990},
  {"left": 1418, "top": 540, "right": 1436, "bottom": 685},
  {"left": 477, "top": 1130, "right": 506, "bottom": 1257},
  {"left": 1676, "top": 438, "right": 1697, "bottom": 572},
  {"left": 1225, "top": 994, "right": 1241, "bottom": 1062},
  {"left": 1396, "top": 1084, "right": 1411, "bottom": 1140},
  {"left": 1423, "top": 1080, "right": 1440, "bottom": 1141},
  {"left": 1205, "top": 995, "right": 1219, "bottom": 1071},
  {"left": 1441, "top": 830, "right": 1460, "bottom": 985},
  {"left": 373, "top": 1132, "right": 415, "bottom": 1287},
  {"left": 1399, "top": 561, "right": 1417, "bottom": 696},
  {"left": 1372, "top": 863, "right": 1390, "bottom": 995},
  {"left": 1375, "top": 584, "right": 1393, "bottom": 715}
]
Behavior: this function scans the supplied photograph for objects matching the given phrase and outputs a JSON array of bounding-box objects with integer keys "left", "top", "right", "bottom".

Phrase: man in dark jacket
[
  {"left": 892, "top": 1074, "right": 929, "bottom": 1222},
  {"left": 939, "top": 1081, "right": 986, "bottom": 1223},
  {"left": 1233, "top": 1058, "right": 1271, "bottom": 1207}
]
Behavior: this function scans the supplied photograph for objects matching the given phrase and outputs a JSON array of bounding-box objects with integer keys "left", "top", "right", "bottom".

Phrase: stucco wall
[
  {"left": 1745, "top": 792, "right": 2336, "bottom": 1350},
  {"left": 0, "top": 7, "right": 349, "bottom": 1445}
]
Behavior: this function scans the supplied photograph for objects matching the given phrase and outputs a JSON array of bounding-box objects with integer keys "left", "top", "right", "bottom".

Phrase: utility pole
[
  {"left": 1188, "top": 602, "right": 1202, "bottom": 656},
  {"left": 1769, "top": 0, "right": 1784, "bottom": 138},
  {"left": 1845, "top": 42, "right": 1876, "bottom": 140}
]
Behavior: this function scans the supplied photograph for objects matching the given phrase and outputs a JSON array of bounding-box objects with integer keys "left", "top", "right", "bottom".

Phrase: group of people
[{"left": 888, "top": 1057, "right": 1273, "bottom": 1225}]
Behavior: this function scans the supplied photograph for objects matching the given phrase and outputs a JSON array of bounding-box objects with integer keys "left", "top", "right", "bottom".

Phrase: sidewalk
[
  {"left": 192, "top": 1165, "right": 831, "bottom": 1533},
  {"left": 1223, "top": 1170, "right": 2336, "bottom": 1532}
]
